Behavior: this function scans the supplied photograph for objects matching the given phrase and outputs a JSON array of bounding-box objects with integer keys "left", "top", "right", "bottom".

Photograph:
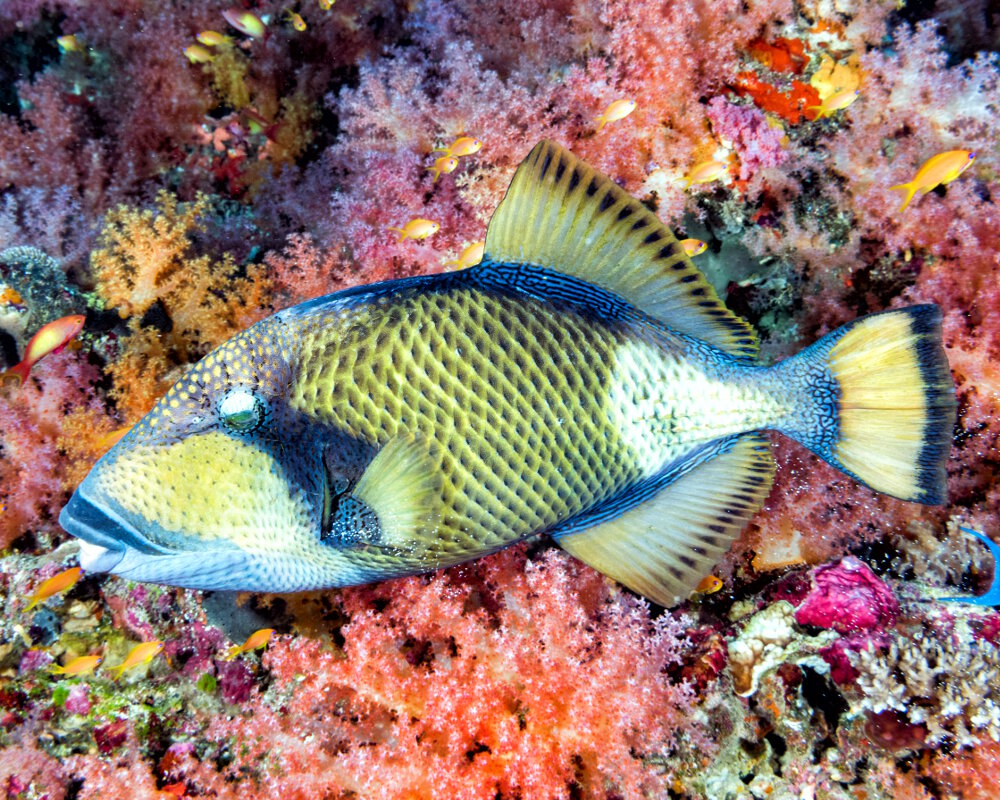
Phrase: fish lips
[{"left": 59, "top": 483, "right": 171, "bottom": 573}]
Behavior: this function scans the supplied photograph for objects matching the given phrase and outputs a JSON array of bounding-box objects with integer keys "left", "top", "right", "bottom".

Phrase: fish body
[
  {"left": 223, "top": 8, "right": 266, "bottom": 38},
  {"left": 426, "top": 155, "right": 459, "bottom": 182},
  {"left": 109, "top": 641, "right": 164, "bottom": 679},
  {"left": 25, "top": 567, "right": 82, "bottom": 612},
  {"left": 3, "top": 315, "right": 85, "bottom": 387},
  {"left": 443, "top": 241, "right": 485, "bottom": 270},
  {"left": 61, "top": 141, "right": 955, "bottom": 606},
  {"left": 184, "top": 44, "right": 215, "bottom": 64},
  {"left": 51, "top": 655, "right": 102, "bottom": 676},
  {"left": 680, "top": 238, "right": 707, "bottom": 256},
  {"left": 808, "top": 88, "right": 859, "bottom": 119},
  {"left": 196, "top": 30, "right": 230, "bottom": 46},
  {"left": 890, "top": 150, "right": 976, "bottom": 212},
  {"left": 595, "top": 99, "right": 636, "bottom": 131},
  {"left": 433, "top": 137, "right": 482, "bottom": 157},
  {"left": 680, "top": 160, "right": 727, "bottom": 188},
  {"left": 223, "top": 627, "right": 274, "bottom": 660},
  {"left": 388, "top": 218, "right": 440, "bottom": 242}
]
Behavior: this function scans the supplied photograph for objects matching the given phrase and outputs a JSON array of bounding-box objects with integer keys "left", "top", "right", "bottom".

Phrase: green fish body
[{"left": 61, "top": 142, "right": 955, "bottom": 605}]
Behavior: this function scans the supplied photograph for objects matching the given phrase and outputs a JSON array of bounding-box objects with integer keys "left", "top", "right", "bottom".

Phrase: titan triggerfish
[{"left": 60, "top": 141, "right": 955, "bottom": 606}]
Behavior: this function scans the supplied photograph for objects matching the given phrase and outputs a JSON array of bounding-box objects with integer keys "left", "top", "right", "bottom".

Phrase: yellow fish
[
  {"left": 443, "top": 241, "right": 485, "bottom": 270},
  {"left": 426, "top": 155, "right": 459, "bottom": 183},
  {"left": 222, "top": 628, "right": 275, "bottom": 660},
  {"left": 25, "top": 567, "right": 82, "bottom": 612},
  {"left": 595, "top": 99, "right": 636, "bottom": 132},
  {"left": 61, "top": 141, "right": 955, "bottom": 608},
  {"left": 808, "top": 88, "right": 859, "bottom": 119},
  {"left": 2, "top": 315, "right": 85, "bottom": 387},
  {"left": 287, "top": 11, "right": 307, "bottom": 31},
  {"left": 184, "top": 44, "right": 215, "bottom": 64},
  {"left": 679, "top": 160, "right": 728, "bottom": 189},
  {"left": 222, "top": 8, "right": 266, "bottom": 38},
  {"left": 196, "top": 30, "right": 231, "bottom": 47},
  {"left": 56, "top": 34, "right": 81, "bottom": 53},
  {"left": 388, "top": 218, "right": 440, "bottom": 242},
  {"left": 694, "top": 574, "right": 723, "bottom": 595},
  {"left": 433, "top": 137, "right": 482, "bottom": 158},
  {"left": 318, "top": 0, "right": 335, "bottom": 8},
  {"left": 890, "top": 150, "right": 976, "bottom": 212},
  {"left": 108, "top": 641, "right": 164, "bottom": 680},
  {"left": 50, "top": 655, "right": 103, "bottom": 676},
  {"left": 680, "top": 239, "right": 707, "bottom": 257}
]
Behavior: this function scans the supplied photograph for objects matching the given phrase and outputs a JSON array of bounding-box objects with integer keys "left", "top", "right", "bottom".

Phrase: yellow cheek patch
[{"left": 94, "top": 431, "right": 312, "bottom": 552}]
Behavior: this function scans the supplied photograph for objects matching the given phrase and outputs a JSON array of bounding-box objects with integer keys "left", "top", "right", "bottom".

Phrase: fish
[
  {"left": 184, "top": 44, "right": 216, "bottom": 64},
  {"left": 57, "top": 34, "right": 81, "bottom": 53},
  {"left": 196, "top": 30, "right": 231, "bottom": 46},
  {"left": 808, "top": 88, "right": 859, "bottom": 119},
  {"left": 222, "top": 628, "right": 274, "bottom": 660},
  {"left": 50, "top": 654, "right": 103, "bottom": 676},
  {"left": 286, "top": 11, "right": 307, "bottom": 31},
  {"left": 96, "top": 424, "right": 134, "bottom": 452},
  {"left": 25, "top": 567, "right": 82, "bottom": 612},
  {"left": 59, "top": 140, "right": 955, "bottom": 607},
  {"left": 595, "top": 99, "right": 636, "bottom": 132},
  {"left": 443, "top": 241, "right": 485, "bottom": 270},
  {"left": 108, "top": 641, "right": 164, "bottom": 680},
  {"left": 679, "top": 160, "right": 728, "bottom": 189},
  {"left": 426, "top": 155, "right": 459, "bottom": 183},
  {"left": 318, "top": 0, "right": 335, "bottom": 8},
  {"left": 2, "top": 314, "right": 86, "bottom": 387},
  {"left": 388, "top": 218, "right": 440, "bottom": 242},
  {"left": 694, "top": 574, "right": 724, "bottom": 595},
  {"left": 222, "top": 8, "right": 266, "bottom": 38},
  {"left": 680, "top": 238, "right": 707, "bottom": 257},
  {"left": 432, "top": 137, "right": 482, "bottom": 157},
  {"left": 939, "top": 527, "right": 1000, "bottom": 606},
  {"left": 890, "top": 150, "right": 976, "bottom": 212}
]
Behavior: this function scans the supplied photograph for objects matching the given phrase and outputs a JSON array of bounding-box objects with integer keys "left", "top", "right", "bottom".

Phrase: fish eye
[{"left": 218, "top": 388, "right": 267, "bottom": 434}]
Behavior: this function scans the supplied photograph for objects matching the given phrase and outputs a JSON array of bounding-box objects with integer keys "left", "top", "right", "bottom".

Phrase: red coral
[
  {"left": 748, "top": 37, "right": 809, "bottom": 74},
  {"left": 793, "top": 557, "right": 899, "bottom": 633},
  {"left": 730, "top": 72, "right": 821, "bottom": 124}
]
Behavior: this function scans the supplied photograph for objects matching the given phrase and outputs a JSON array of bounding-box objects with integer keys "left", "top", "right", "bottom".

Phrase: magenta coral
[{"left": 793, "top": 557, "right": 899, "bottom": 634}]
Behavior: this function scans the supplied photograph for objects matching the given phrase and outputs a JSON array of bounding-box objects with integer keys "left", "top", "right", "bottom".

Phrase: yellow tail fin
[
  {"left": 778, "top": 306, "right": 954, "bottom": 503},
  {"left": 889, "top": 181, "right": 917, "bottom": 212}
]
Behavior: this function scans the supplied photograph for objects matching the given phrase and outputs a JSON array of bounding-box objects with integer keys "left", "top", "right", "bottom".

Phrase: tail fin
[
  {"left": 889, "top": 181, "right": 918, "bottom": 213},
  {"left": 776, "top": 305, "right": 955, "bottom": 504}
]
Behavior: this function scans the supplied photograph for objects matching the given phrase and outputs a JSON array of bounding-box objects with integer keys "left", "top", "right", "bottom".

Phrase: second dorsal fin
[{"left": 484, "top": 140, "right": 758, "bottom": 360}]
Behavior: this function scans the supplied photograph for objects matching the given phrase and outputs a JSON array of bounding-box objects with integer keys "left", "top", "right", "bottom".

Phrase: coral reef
[{"left": 0, "top": 0, "right": 998, "bottom": 797}]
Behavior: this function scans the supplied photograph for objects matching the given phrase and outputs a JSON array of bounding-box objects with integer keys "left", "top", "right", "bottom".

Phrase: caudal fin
[
  {"left": 889, "top": 182, "right": 918, "bottom": 213},
  {"left": 777, "top": 305, "right": 955, "bottom": 504}
]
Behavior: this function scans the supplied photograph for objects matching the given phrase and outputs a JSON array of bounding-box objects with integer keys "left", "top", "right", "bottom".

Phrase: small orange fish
[
  {"left": 108, "top": 641, "right": 164, "bottom": 680},
  {"left": 25, "top": 567, "right": 82, "bottom": 612},
  {"left": 388, "top": 218, "right": 440, "bottom": 242},
  {"left": 223, "top": 8, "right": 266, "bottom": 38},
  {"left": 426, "top": 155, "right": 459, "bottom": 182},
  {"left": 808, "top": 88, "right": 859, "bottom": 119},
  {"left": 50, "top": 654, "right": 103, "bottom": 676},
  {"left": 679, "top": 160, "right": 728, "bottom": 189},
  {"left": 184, "top": 44, "right": 215, "bottom": 64},
  {"left": 443, "top": 241, "right": 485, "bottom": 270},
  {"left": 680, "top": 238, "right": 708, "bottom": 257},
  {"left": 96, "top": 424, "right": 134, "bottom": 452},
  {"left": 694, "top": 574, "right": 724, "bottom": 595},
  {"left": 0, "top": 287, "right": 24, "bottom": 308},
  {"left": 286, "top": 11, "right": 307, "bottom": 31},
  {"left": 595, "top": 99, "right": 636, "bottom": 132},
  {"left": 57, "top": 34, "right": 81, "bottom": 53},
  {"left": 196, "top": 30, "right": 230, "bottom": 47},
  {"left": 433, "top": 137, "right": 482, "bottom": 158},
  {"left": 890, "top": 150, "right": 976, "bottom": 212},
  {"left": 223, "top": 628, "right": 274, "bottom": 660},
  {"left": 2, "top": 314, "right": 86, "bottom": 387},
  {"left": 318, "top": 0, "right": 335, "bottom": 7}
]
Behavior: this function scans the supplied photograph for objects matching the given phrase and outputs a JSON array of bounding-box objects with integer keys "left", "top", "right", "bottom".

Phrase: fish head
[{"left": 60, "top": 317, "right": 363, "bottom": 592}]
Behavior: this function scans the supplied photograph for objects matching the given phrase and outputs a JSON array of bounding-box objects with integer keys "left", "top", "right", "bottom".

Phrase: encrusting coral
[{"left": 0, "top": 0, "right": 998, "bottom": 797}]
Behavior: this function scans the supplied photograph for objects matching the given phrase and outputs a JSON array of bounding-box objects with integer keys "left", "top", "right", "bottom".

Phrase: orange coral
[
  {"left": 731, "top": 72, "right": 821, "bottom": 124},
  {"left": 748, "top": 37, "right": 808, "bottom": 74},
  {"left": 90, "top": 191, "right": 272, "bottom": 420}
]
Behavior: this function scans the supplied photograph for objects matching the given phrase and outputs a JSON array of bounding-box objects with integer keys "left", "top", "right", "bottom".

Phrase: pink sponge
[{"left": 794, "top": 556, "right": 899, "bottom": 634}]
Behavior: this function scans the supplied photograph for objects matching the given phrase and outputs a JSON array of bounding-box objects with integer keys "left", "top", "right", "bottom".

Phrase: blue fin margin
[{"left": 939, "top": 526, "right": 1000, "bottom": 607}]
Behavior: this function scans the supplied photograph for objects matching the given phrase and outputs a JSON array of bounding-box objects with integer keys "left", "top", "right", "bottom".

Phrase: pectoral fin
[{"left": 555, "top": 434, "right": 775, "bottom": 607}]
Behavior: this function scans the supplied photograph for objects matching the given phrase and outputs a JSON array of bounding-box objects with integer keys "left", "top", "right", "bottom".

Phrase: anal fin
[{"left": 555, "top": 434, "right": 775, "bottom": 607}]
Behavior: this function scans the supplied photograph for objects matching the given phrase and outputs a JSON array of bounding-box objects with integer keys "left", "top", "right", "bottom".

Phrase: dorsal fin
[{"left": 484, "top": 140, "right": 758, "bottom": 360}]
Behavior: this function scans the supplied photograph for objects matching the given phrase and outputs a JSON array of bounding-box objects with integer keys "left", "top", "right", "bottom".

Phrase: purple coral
[{"left": 705, "top": 96, "right": 789, "bottom": 181}]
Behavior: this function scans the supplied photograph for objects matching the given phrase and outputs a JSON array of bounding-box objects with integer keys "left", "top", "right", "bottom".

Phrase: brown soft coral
[{"left": 90, "top": 191, "right": 271, "bottom": 420}]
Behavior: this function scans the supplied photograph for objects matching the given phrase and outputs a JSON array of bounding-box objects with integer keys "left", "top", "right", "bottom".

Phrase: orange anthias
[
  {"left": 222, "top": 8, "right": 266, "bottom": 38},
  {"left": 890, "top": 150, "right": 976, "bottom": 212},
  {"left": 426, "top": 155, "right": 459, "bottom": 182},
  {"left": 108, "top": 641, "right": 165, "bottom": 680},
  {"left": 2, "top": 314, "right": 85, "bottom": 387},
  {"left": 680, "top": 238, "right": 708, "bottom": 257},
  {"left": 50, "top": 654, "right": 103, "bottom": 676},
  {"left": 680, "top": 160, "right": 728, "bottom": 189},
  {"left": 24, "top": 566, "right": 82, "bottom": 612},
  {"left": 223, "top": 628, "right": 275, "bottom": 660},
  {"left": 432, "top": 136, "right": 482, "bottom": 157},
  {"left": 388, "top": 218, "right": 440, "bottom": 242},
  {"left": 443, "top": 241, "right": 485, "bottom": 270},
  {"left": 595, "top": 99, "right": 636, "bottom": 132}
]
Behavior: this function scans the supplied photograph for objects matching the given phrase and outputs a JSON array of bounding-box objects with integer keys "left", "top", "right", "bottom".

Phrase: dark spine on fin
[{"left": 774, "top": 305, "right": 955, "bottom": 504}]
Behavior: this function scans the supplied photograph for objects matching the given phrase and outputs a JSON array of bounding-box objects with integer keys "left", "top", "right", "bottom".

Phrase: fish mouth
[{"left": 59, "top": 483, "right": 172, "bottom": 573}]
